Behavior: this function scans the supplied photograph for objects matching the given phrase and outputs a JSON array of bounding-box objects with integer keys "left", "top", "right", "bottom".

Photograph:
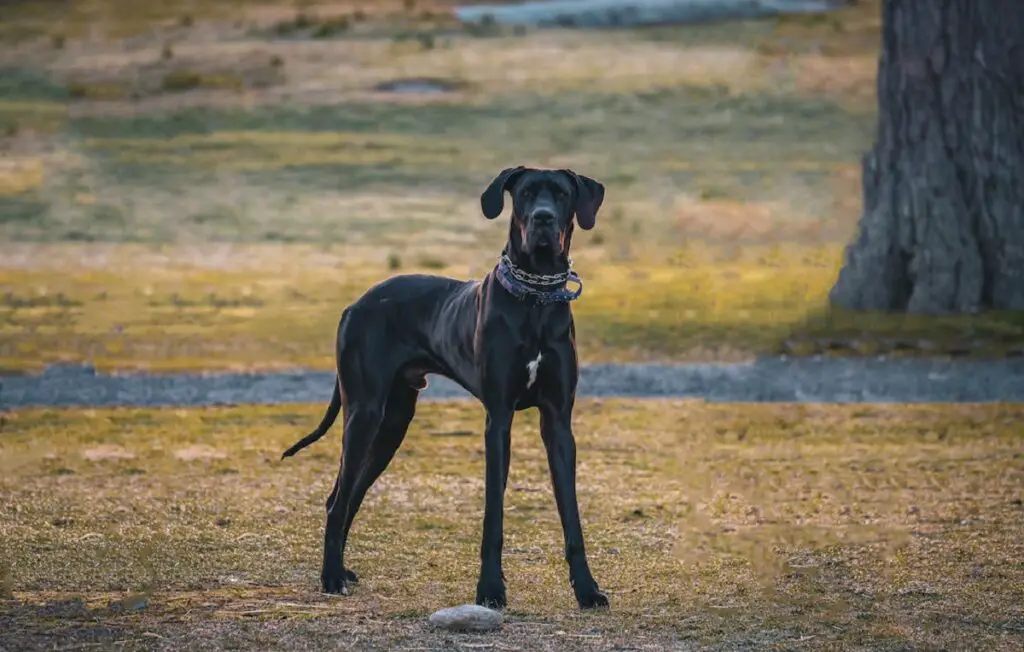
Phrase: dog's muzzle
[{"left": 524, "top": 208, "right": 562, "bottom": 255}]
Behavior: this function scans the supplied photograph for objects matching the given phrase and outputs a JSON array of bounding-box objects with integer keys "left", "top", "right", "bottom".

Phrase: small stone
[{"left": 428, "top": 604, "right": 503, "bottom": 632}]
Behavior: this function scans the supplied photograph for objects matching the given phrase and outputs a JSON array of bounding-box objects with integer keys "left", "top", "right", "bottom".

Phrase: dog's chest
[
  {"left": 503, "top": 303, "right": 570, "bottom": 396},
  {"left": 525, "top": 351, "right": 543, "bottom": 389},
  {"left": 521, "top": 316, "right": 548, "bottom": 391}
]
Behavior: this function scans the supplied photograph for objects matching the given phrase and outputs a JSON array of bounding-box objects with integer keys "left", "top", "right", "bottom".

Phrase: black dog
[{"left": 281, "top": 166, "right": 608, "bottom": 610}]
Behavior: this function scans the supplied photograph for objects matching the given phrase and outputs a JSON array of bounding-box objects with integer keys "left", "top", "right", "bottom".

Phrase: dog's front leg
[
  {"left": 539, "top": 406, "right": 609, "bottom": 610},
  {"left": 476, "top": 406, "right": 514, "bottom": 609}
]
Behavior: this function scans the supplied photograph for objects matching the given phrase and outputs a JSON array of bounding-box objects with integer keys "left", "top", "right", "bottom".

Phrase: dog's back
[
  {"left": 337, "top": 273, "right": 483, "bottom": 394},
  {"left": 341, "top": 273, "right": 479, "bottom": 343}
]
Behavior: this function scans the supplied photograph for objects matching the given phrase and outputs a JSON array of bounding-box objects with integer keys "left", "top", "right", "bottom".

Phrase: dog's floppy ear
[
  {"left": 564, "top": 170, "right": 605, "bottom": 230},
  {"left": 480, "top": 166, "right": 526, "bottom": 219}
]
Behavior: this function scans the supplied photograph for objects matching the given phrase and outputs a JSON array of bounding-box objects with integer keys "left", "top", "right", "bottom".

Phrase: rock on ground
[{"left": 428, "top": 604, "right": 504, "bottom": 632}]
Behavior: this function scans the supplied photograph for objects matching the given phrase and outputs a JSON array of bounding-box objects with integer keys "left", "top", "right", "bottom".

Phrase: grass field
[
  {"left": 2, "top": 401, "right": 1023, "bottom": 649},
  {"left": 1, "top": 2, "right": 878, "bottom": 249},
  {"left": 3, "top": 6, "right": 1023, "bottom": 651},
  {"left": 3, "top": 0, "right": 1024, "bottom": 370}
]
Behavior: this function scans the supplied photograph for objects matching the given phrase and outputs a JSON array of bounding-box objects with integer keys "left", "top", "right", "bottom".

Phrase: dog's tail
[{"left": 281, "top": 377, "right": 342, "bottom": 459}]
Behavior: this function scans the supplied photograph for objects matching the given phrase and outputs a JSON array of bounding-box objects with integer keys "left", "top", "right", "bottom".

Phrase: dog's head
[{"left": 480, "top": 166, "right": 604, "bottom": 263}]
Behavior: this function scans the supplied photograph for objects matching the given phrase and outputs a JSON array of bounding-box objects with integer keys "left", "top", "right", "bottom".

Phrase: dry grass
[
  {"left": 2, "top": 243, "right": 1023, "bottom": 374},
  {"left": 1, "top": 401, "right": 1023, "bottom": 650}
]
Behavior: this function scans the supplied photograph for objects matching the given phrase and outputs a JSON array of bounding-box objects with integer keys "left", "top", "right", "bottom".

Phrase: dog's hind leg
[{"left": 321, "top": 373, "right": 419, "bottom": 594}]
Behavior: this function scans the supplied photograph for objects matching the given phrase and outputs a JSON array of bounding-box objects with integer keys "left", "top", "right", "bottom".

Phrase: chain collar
[{"left": 495, "top": 253, "right": 583, "bottom": 304}]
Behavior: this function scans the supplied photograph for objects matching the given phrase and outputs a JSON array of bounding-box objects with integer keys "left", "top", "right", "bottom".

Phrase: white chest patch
[{"left": 526, "top": 352, "right": 543, "bottom": 389}]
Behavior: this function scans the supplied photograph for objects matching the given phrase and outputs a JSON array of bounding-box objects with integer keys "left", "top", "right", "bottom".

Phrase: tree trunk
[{"left": 829, "top": 0, "right": 1024, "bottom": 314}]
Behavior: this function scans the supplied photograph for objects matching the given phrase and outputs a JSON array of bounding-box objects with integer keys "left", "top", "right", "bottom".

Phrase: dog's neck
[
  {"left": 501, "top": 244, "right": 571, "bottom": 279},
  {"left": 492, "top": 224, "right": 583, "bottom": 305},
  {"left": 503, "top": 221, "right": 573, "bottom": 278}
]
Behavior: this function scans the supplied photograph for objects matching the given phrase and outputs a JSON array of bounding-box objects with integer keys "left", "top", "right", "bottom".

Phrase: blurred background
[{"left": 0, "top": 0, "right": 885, "bottom": 374}]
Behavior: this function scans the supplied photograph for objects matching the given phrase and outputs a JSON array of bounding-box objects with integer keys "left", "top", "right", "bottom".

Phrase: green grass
[
  {"left": 0, "top": 76, "right": 67, "bottom": 138},
  {"left": 2, "top": 401, "right": 1022, "bottom": 650},
  {"left": 0, "top": 87, "right": 871, "bottom": 245},
  {"left": 3, "top": 244, "right": 1023, "bottom": 374}
]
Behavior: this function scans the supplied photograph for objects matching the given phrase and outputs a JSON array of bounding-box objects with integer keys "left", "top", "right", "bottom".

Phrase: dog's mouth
[
  {"left": 526, "top": 237, "right": 560, "bottom": 260},
  {"left": 524, "top": 228, "right": 562, "bottom": 256}
]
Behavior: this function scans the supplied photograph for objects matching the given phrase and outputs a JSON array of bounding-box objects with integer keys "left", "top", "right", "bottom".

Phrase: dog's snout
[{"left": 532, "top": 209, "right": 555, "bottom": 225}]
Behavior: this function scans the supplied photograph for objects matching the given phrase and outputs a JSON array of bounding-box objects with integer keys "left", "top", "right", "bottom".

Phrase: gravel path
[
  {"left": 453, "top": 0, "right": 845, "bottom": 29},
  {"left": 3, "top": 358, "right": 1024, "bottom": 409}
]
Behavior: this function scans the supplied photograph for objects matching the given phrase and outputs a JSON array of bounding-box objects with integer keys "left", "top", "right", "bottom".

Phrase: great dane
[{"left": 281, "top": 166, "right": 608, "bottom": 610}]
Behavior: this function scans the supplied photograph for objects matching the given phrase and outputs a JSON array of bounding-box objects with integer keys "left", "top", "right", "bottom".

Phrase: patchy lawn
[
  {"left": 3, "top": 243, "right": 1024, "bottom": 374},
  {"left": 2, "top": 401, "right": 1023, "bottom": 650}
]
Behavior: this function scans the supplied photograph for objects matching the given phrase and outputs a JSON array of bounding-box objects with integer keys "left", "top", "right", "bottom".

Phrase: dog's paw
[
  {"left": 475, "top": 576, "right": 507, "bottom": 610},
  {"left": 344, "top": 568, "right": 359, "bottom": 584},
  {"left": 573, "top": 580, "right": 610, "bottom": 610},
  {"left": 321, "top": 569, "right": 352, "bottom": 595},
  {"left": 577, "top": 589, "right": 609, "bottom": 610}
]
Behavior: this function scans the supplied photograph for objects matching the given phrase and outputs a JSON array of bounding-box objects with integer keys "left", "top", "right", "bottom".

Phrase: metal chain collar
[
  {"left": 499, "top": 253, "right": 574, "bottom": 287},
  {"left": 495, "top": 253, "right": 583, "bottom": 304}
]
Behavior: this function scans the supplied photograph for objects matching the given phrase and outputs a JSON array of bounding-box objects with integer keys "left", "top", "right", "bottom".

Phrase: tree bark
[{"left": 830, "top": 0, "right": 1024, "bottom": 314}]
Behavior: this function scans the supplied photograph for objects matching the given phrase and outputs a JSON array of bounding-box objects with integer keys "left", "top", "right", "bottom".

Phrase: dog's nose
[{"left": 532, "top": 209, "right": 555, "bottom": 225}]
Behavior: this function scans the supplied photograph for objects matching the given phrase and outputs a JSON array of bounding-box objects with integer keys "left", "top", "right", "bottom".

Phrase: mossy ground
[{"left": 2, "top": 401, "right": 1023, "bottom": 649}]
